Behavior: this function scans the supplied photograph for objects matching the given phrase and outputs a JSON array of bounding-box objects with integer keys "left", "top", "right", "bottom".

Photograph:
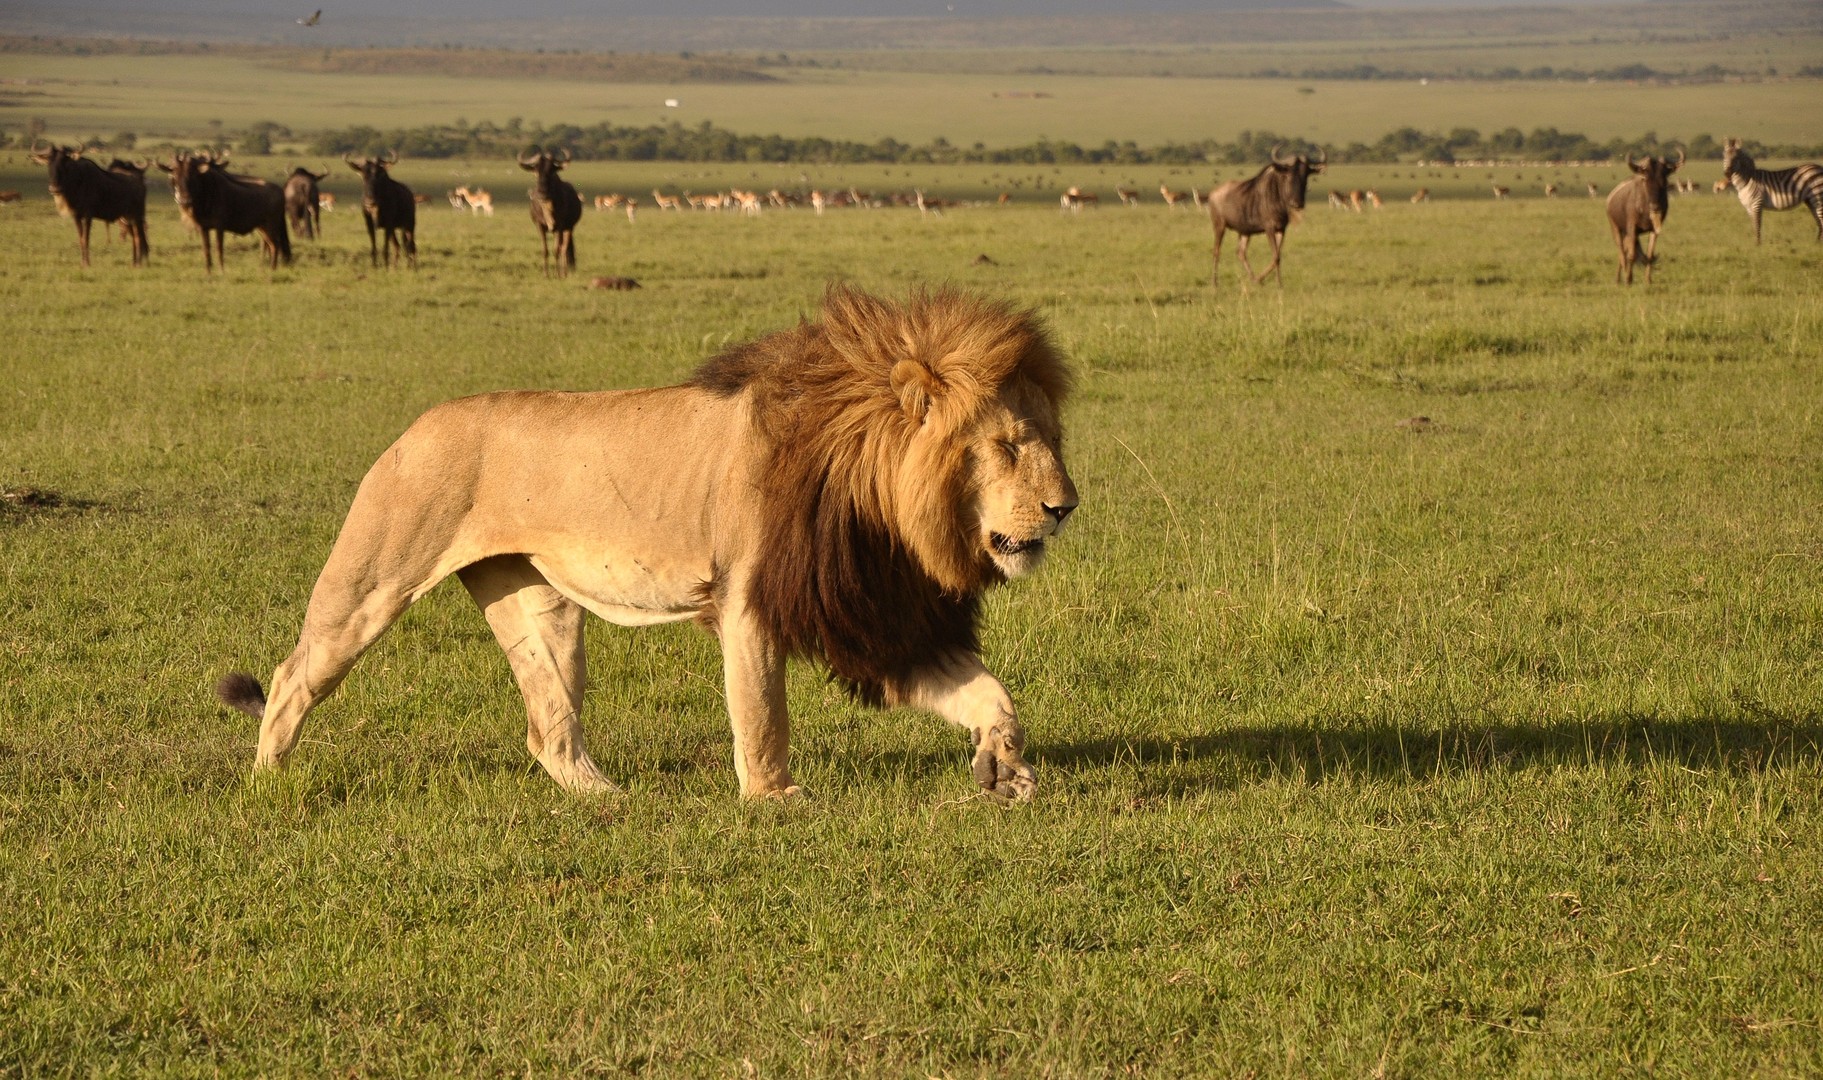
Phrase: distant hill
[{"left": 6, "top": 0, "right": 1816, "bottom": 52}]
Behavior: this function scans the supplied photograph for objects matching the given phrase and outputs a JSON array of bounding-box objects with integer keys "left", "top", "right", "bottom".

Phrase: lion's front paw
[{"left": 972, "top": 737, "right": 1037, "bottom": 802}]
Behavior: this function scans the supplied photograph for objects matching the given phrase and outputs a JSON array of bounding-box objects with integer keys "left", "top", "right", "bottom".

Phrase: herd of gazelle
[{"left": 23, "top": 138, "right": 1823, "bottom": 287}]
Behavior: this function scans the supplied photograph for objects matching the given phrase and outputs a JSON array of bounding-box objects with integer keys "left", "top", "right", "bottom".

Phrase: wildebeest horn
[
  {"left": 1673, "top": 146, "right": 1686, "bottom": 168},
  {"left": 1270, "top": 143, "right": 1290, "bottom": 165},
  {"left": 556, "top": 146, "right": 571, "bottom": 164},
  {"left": 518, "top": 147, "right": 544, "bottom": 166},
  {"left": 381, "top": 148, "right": 399, "bottom": 164},
  {"left": 1312, "top": 146, "right": 1327, "bottom": 165},
  {"left": 214, "top": 148, "right": 230, "bottom": 165}
]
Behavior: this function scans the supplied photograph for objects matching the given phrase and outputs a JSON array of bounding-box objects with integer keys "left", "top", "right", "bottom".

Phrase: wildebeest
[
  {"left": 30, "top": 142, "right": 149, "bottom": 267},
  {"left": 345, "top": 150, "right": 417, "bottom": 269},
  {"left": 1206, "top": 144, "right": 1326, "bottom": 289},
  {"left": 519, "top": 146, "right": 582, "bottom": 276},
  {"left": 159, "top": 149, "right": 291, "bottom": 272},
  {"left": 1605, "top": 149, "right": 1682, "bottom": 286},
  {"left": 283, "top": 166, "right": 329, "bottom": 240}
]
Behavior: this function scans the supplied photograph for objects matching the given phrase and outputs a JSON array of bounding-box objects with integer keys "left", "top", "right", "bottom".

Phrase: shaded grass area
[{"left": 1, "top": 188, "right": 1820, "bottom": 1074}]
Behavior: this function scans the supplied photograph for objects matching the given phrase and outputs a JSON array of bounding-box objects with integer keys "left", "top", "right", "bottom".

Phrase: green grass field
[
  {"left": 5, "top": 49, "right": 1821, "bottom": 153},
  {"left": 2, "top": 164, "right": 1820, "bottom": 1075}
]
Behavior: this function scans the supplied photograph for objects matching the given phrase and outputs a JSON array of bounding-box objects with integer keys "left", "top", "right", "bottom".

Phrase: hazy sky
[{"left": 27, "top": 0, "right": 1634, "bottom": 17}]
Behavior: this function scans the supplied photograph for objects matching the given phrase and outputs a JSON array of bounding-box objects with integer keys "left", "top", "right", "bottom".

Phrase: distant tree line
[
  {"left": 1253, "top": 63, "right": 1790, "bottom": 82},
  {"left": 297, "top": 118, "right": 1823, "bottom": 166},
  {"left": 9, "top": 117, "right": 1819, "bottom": 166}
]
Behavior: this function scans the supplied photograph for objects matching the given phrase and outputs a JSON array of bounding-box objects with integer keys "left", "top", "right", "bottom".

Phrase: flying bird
[{"left": 297, "top": 9, "right": 321, "bottom": 26}]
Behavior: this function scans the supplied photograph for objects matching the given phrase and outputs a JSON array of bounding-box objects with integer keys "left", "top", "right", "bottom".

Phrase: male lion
[{"left": 217, "top": 287, "right": 1078, "bottom": 800}]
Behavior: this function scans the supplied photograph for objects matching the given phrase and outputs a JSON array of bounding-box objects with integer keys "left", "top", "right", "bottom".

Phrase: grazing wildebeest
[
  {"left": 1605, "top": 149, "right": 1682, "bottom": 286},
  {"left": 1720, "top": 138, "right": 1823, "bottom": 244},
  {"left": 284, "top": 166, "right": 329, "bottom": 240},
  {"left": 519, "top": 146, "right": 583, "bottom": 276},
  {"left": 160, "top": 150, "right": 291, "bottom": 272},
  {"left": 345, "top": 150, "right": 417, "bottom": 269},
  {"left": 30, "top": 142, "right": 149, "bottom": 267},
  {"left": 1206, "top": 144, "right": 1326, "bottom": 290}
]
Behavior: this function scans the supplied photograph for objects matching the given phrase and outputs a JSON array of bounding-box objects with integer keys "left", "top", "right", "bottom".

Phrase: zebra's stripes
[{"left": 1721, "top": 138, "right": 1823, "bottom": 244}]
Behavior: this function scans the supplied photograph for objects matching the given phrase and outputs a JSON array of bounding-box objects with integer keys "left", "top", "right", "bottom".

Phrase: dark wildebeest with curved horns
[
  {"left": 519, "top": 146, "right": 583, "bottom": 276},
  {"left": 1606, "top": 148, "right": 1682, "bottom": 286},
  {"left": 159, "top": 149, "right": 291, "bottom": 272},
  {"left": 1206, "top": 144, "right": 1326, "bottom": 290},
  {"left": 284, "top": 166, "right": 329, "bottom": 241},
  {"left": 31, "top": 142, "right": 150, "bottom": 268},
  {"left": 345, "top": 150, "right": 417, "bottom": 269}
]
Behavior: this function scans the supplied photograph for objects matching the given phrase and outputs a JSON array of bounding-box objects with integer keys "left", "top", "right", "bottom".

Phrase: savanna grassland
[{"left": 3, "top": 145, "right": 1822, "bottom": 1078}]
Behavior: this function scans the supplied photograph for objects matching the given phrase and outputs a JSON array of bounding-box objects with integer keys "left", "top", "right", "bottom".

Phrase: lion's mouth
[{"left": 990, "top": 532, "right": 1044, "bottom": 557}]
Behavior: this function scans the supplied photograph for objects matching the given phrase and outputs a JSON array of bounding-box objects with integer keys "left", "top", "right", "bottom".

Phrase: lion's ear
[{"left": 890, "top": 358, "right": 942, "bottom": 423}]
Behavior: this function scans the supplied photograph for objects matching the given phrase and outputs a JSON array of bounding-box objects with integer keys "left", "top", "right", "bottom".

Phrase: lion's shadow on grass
[{"left": 1026, "top": 711, "right": 1823, "bottom": 797}]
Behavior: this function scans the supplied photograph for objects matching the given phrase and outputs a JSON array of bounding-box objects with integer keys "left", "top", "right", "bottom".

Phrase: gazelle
[
  {"left": 1115, "top": 186, "right": 1139, "bottom": 206},
  {"left": 1410, "top": 188, "right": 1430, "bottom": 203},
  {"left": 454, "top": 186, "right": 493, "bottom": 215},
  {"left": 1492, "top": 184, "right": 1510, "bottom": 200},
  {"left": 1160, "top": 184, "right": 1193, "bottom": 208},
  {"left": 1327, "top": 190, "right": 1348, "bottom": 209},
  {"left": 651, "top": 189, "right": 683, "bottom": 212},
  {"left": 1365, "top": 190, "right": 1382, "bottom": 209}
]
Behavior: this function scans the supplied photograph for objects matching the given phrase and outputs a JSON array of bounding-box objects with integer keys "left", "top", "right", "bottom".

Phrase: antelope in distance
[
  {"left": 1365, "top": 190, "right": 1383, "bottom": 209},
  {"left": 283, "top": 166, "right": 328, "bottom": 240},
  {"left": 1116, "top": 186, "right": 1140, "bottom": 206},
  {"left": 1606, "top": 149, "right": 1682, "bottom": 286},
  {"left": 345, "top": 150, "right": 416, "bottom": 269},
  {"left": 651, "top": 189, "right": 683, "bottom": 212},
  {"left": 1327, "top": 190, "right": 1348, "bottom": 210},
  {"left": 160, "top": 149, "right": 290, "bottom": 272},
  {"left": 318, "top": 191, "right": 337, "bottom": 212},
  {"left": 1492, "top": 184, "right": 1511, "bottom": 200},
  {"left": 31, "top": 142, "right": 150, "bottom": 268},
  {"left": 1160, "top": 184, "right": 1194, "bottom": 208},
  {"left": 1206, "top": 143, "right": 1326, "bottom": 291},
  {"left": 1721, "top": 137, "right": 1823, "bottom": 244},
  {"left": 1544, "top": 183, "right": 1559, "bottom": 198},
  {"left": 454, "top": 186, "right": 494, "bottom": 215},
  {"left": 520, "top": 147, "right": 583, "bottom": 276},
  {"left": 1587, "top": 183, "right": 1601, "bottom": 198},
  {"left": 1410, "top": 188, "right": 1430, "bottom": 204}
]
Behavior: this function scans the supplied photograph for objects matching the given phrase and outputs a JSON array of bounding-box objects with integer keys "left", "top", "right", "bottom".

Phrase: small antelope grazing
[
  {"left": 460, "top": 186, "right": 493, "bottom": 215},
  {"left": 1544, "top": 183, "right": 1558, "bottom": 198},
  {"left": 1327, "top": 190, "right": 1348, "bottom": 210},
  {"left": 1116, "top": 186, "right": 1139, "bottom": 206},
  {"left": 1410, "top": 188, "right": 1430, "bottom": 204},
  {"left": 1492, "top": 184, "right": 1510, "bottom": 200},
  {"left": 318, "top": 191, "right": 337, "bottom": 212},
  {"left": 1365, "top": 190, "right": 1382, "bottom": 209},
  {"left": 651, "top": 189, "right": 683, "bottom": 212},
  {"left": 1347, "top": 189, "right": 1365, "bottom": 212}
]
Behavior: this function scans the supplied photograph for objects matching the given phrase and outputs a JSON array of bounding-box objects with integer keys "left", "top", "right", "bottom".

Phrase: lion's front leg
[
  {"left": 719, "top": 600, "right": 801, "bottom": 799},
  {"left": 900, "top": 654, "right": 1037, "bottom": 801}
]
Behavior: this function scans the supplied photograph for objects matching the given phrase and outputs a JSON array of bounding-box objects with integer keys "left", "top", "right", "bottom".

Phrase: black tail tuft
[{"left": 215, "top": 672, "right": 267, "bottom": 719}]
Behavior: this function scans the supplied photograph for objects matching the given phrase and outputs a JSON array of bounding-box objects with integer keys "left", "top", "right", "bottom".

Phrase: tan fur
[{"left": 222, "top": 287, "right": 1077, "bottom": 800}]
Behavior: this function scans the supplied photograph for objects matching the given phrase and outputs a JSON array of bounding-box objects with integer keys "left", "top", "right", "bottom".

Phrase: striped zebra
[{"left": 1721, "top": 138, "right": 1823, "bottom": 244}]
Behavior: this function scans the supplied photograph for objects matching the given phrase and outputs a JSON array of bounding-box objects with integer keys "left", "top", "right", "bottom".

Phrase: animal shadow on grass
[{"left": 1032, "top": 711, "right": 1823, "bottom": 798}]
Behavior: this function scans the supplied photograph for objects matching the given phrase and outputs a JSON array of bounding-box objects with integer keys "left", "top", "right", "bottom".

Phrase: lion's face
[{"left": 966, "top": 378, "right": 1078, "bottom": 580}]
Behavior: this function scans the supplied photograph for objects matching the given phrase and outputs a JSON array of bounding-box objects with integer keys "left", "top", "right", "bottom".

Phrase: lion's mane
[{"left": 692, "top": 286, "right": 1072, "bottom": 705}]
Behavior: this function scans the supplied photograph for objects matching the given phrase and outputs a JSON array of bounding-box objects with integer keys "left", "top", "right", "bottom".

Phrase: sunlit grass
[{"left": 1, "top": 185, "right": 1820, "bottom": 1075}]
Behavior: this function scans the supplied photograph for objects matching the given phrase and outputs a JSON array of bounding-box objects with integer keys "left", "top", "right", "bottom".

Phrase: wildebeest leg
[
  {"left": 365, "top": 213, "right": 379, "bottom": 267},
  {"left": 896, "top": 652, "right": 1036, "bottom": 802},
  {"left": 215, "top": 230, "right": 227, "bottom": 273},
  {"left": 1235, "top": 234, "right": 1259, "bottom": 282},
  {"left": 716, "top": 586, "right": 798, "bottom": 799},
  {"left": 1642, "top": 231, "right": 1658, "bottom": 285},
  {"left": 1210, "top": 219, "right": 1226, "bottom": 289},
  {"left": 1263, "top": 228, "right": 1286, "bottom": 286},
  {"left": 76, "top": 216, "right": 92, "bottom": 268},
  {"left": 457, "top": 555, "right": 614, "bottom": 794},
  {"left": 541, "top": 227, "right": 552, "bottom": 276}
]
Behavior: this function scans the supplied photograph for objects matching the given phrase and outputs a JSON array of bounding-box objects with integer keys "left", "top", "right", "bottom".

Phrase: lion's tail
[{"left": 215, "top": 672, "right": 268, "bottom": 719}]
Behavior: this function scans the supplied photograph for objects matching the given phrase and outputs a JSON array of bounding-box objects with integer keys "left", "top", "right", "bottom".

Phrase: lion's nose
[{"left": 1044, "top": 502, "right": 1076, "bottom": 526}]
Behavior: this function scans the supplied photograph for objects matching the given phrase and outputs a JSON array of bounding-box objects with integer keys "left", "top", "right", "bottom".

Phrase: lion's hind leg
[{"left": 457, "top": 555, "right": 615, "bottom": 794}]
